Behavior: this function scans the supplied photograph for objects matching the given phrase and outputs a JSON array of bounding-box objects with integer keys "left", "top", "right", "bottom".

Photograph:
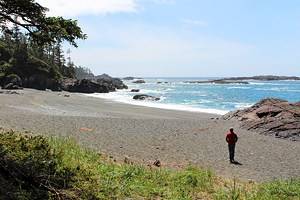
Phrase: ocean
[{"left": 86, "top": 78, "right": 300, "bottom": 115}]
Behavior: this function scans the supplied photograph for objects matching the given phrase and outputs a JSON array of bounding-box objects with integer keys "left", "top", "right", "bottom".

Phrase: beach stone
[
  {"left": 223, "top": 98, "right": 300, "bottom": 140},
  {"left": 133, "top": 94, "right": 160, "bottom": 101},
  {"left": 133, "top": 80, "right": 146, "bottom": 84},
  {"left": 124, "top": 156, "right": 133, "bottom": 164},
  {"left": 153, "top": 160, "right": 161, "bottom": 167}
]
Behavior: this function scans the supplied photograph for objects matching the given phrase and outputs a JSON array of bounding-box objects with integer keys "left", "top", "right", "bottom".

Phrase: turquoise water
[{"left": 88, "top": 78, "right": 300, "bottom": 114}]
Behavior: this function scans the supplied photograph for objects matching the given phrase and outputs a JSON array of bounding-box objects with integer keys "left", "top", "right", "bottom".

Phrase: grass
[{"left": 0, "top": 130, "right": 299, "bottom": 200}]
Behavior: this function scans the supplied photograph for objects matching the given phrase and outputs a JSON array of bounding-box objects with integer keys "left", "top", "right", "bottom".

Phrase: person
[{"left": 226, "top": 127, "right": 238, "bottom": 163}]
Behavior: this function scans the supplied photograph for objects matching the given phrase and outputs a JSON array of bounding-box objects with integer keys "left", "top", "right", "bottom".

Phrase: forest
[{"left": 0, "top": 0, "right": 95, "bottom": 91}]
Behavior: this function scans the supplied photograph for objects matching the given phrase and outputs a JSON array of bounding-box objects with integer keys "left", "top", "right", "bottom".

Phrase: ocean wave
[
  {"left": 84, "top": 93, "right": 228, "bottom": 115},
  {"left": 234, "top": 103, "right": 254, "bottom": 109},
  {"left": 254, "top": 87, "right": 292, "bottom": 92},
  {"left": 227, "top": 86, "right": 250, "bottom": 89}
]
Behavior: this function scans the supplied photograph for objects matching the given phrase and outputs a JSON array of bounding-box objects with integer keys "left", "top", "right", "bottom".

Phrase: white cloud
[
  {"left": 70, "top": 24, "right": 256, "bottom": 77},
  {"left": 37, "top": 0, "right": 138, "bottom": 17}
]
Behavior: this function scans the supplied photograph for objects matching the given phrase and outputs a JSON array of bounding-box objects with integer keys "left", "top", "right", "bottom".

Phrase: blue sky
[{"left": 38, "top": 0, "right": 300, "bottom": 77}]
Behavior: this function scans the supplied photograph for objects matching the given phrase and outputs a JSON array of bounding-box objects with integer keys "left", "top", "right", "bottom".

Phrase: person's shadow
[{"left": 232, "top": 161, "right": 243, "bottom": 165}]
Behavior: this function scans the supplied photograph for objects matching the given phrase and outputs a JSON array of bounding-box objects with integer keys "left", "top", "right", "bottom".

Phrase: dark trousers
[{"left": 228, "top": 144, "right": 236, "bottom": 161}]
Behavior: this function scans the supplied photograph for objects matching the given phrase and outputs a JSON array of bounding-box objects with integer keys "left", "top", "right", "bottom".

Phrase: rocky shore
[
  {"left": 224, "top": 98, "right": 300, "bottom": 141},
  {"left": 184, "top": 75, "right": 300, "bottom": 85},
  {"left": 0, "top": 73, "right": 128, "bottom": 94}
]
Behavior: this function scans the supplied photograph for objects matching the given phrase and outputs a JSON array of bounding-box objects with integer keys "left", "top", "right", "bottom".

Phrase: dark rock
[
  {"left": 133, "top": 94, "right": 160, "bottom": 101},
  {"left": 23, "top": 74, "right": 61, "bottom": 91},
  {"left": 62, "top": 79, "right": 110, "bottom": 93},
  {"left": 130, "top": 89, "right": 140, "bottom": 92},
  {"left": 133, "top": 80, "right": 146, "bottom": 84},
  {"left": 1, "top": 74, "right": 23, "bottom": 90},
  {"left": 157, "top": 82, "right": 162, "bottom": 84},
  {"left": 185, "top": 80, "right": 249, "bottom": 84},
  {"left": 3, "top": 83, "right": 23, "bottom": 90},
  {"left": 123, "top": 76, "right": 142, "bottom": 80},
  {"left": 153, "top": 160, "right": 161, "bottom": 167},
  {"left": 4, "top": 74, "right": 22, "bottom": 86},
  {"left": 223, "top": 98, "right": 300, "bottom": 141},
  {"left": 221, "top": 75, "right": 300, "bottom": 81},
  {"left": 123, "top": 77, "right": 134, "bottom": 80},
  {"left": 96, "top": 74, "right": 128, "bottom": 92}
]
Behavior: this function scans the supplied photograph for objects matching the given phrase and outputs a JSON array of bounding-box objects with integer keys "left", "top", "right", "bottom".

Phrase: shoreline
[
  {"left": 0, "top": 89, "right": 299, "bottom": 182},
  {"left": 85, "top": 91, "right": 229, "bottom": 115}
]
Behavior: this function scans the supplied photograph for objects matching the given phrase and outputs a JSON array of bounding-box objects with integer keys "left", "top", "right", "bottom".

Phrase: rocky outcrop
[
  {"left": 23, "top": 74, "right": 62, "bottom": 91},
  {"left": 223, "top": 98, "right": 300, "bottom": 141},
  {"left": 95, "top": 74, "right": 128, "bottom": 92},
  {"left": 130, "top": 89, "right": 140, "bottom": 92},
  {"left": 123, "top": 77, "right": 142, "bottom": 80},
  {"left": 221, "top": 75, "right": 300, "bottom": 81},
  {"left": 62, "top": 79, "right": 110, "bottom": 93},
  {"left": 133, "top": 80, "right": 146, "bottom": 84},
  {"left": 184, "top": 75, "right": 300, "bottom": 85},
  {"left": 185, "top": 80, "right": 249, "bottom": 84},
  {"left": 133, "top": 94, "right": 160, "bottom": 101}
]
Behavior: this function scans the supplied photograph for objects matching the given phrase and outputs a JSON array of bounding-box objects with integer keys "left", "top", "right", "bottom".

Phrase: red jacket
[{"left": 226, "top": 132, "right": 238, "bottom": 144}]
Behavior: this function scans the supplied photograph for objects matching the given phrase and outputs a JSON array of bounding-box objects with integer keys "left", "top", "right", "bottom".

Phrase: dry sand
[{"left": 0, "top": 89, "right": 299, "bottom": 182}]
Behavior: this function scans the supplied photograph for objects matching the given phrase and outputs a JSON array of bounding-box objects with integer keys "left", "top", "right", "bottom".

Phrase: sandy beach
[{"left": 0, "top": 89, "right": 299, "bottom": 182}]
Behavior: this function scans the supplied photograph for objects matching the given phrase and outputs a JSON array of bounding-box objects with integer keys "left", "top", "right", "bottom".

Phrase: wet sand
[{"left": 0, "top": 89, "right": 299, "bottom": 182}]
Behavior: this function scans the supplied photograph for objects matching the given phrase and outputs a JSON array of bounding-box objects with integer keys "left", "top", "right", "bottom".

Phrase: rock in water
[
  {"left": 223, "top": 98, "right": 300, "bottom": 141},
  {"left": 130, "top": 89, "right": 140, "bottom": 92},
  {"left": 133, "top": 94, "right": 160, "bottom": 101},
  {"left": 133, "top": 80, "right": 146, "bottom": 84}
]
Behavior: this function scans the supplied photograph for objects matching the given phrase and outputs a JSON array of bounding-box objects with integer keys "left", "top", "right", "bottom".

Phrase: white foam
[
  {"left": 227, "top": 86, "right": 250, "bottom": 89},
  {"left": 85, "top": 92, "right": 228, "bottom": 115},
  {"left": 234, "top": 103, "right": 254, "bottom": 109}
]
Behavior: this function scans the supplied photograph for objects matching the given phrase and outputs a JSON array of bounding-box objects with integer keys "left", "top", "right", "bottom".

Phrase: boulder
[
  {"left": 62, "top": 79, "right": 110, "bottom": 93},
  {"left": 130, "top": 89, "right": 140, "bottom": 92},
  {"left": 96, "top": 74, "right": 128, "bottom": 91},
  {"left": 223, "top": 98, "right": 300, "bottom": 141},
  {"left": 133, "top": 94, "right": 160, "bottom": 101},
  {"left": 133, "top": 80, "right": 146, "bottom": 84}
]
